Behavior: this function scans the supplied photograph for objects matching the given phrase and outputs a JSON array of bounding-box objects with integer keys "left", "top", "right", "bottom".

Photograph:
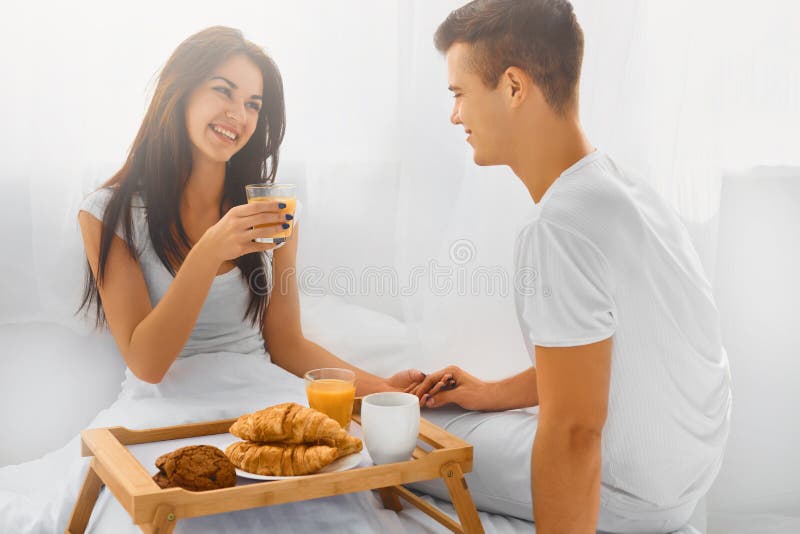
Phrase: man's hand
[{"left": 411, "top": 365, "right": 491, "bottom": 410}]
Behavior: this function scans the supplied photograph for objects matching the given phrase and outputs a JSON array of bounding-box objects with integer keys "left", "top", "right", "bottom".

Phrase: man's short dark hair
[{"left": 435, "top": 0, "right": 584, "bottom": 116}]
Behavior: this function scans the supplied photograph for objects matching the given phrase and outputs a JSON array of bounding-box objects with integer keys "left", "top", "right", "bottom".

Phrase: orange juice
[
  {"left": 247, "top": 196, "right": 297, "bottom": 239},
  {"left": 306, "top": 378, "right": 356, "bottom": 428}
]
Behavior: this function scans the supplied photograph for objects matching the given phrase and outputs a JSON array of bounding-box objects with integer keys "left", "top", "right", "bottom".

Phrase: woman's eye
[
  {"left": 246, "top": 102, "right": 261, "bottom": 112},
  {"left": 213, "top": 86, "right": 232, "bottom": 97}
]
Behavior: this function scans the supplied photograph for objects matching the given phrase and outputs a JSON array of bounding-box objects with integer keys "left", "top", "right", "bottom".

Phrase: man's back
[{"left": 514, "top": 151, "right": 732, "bottom": 513}]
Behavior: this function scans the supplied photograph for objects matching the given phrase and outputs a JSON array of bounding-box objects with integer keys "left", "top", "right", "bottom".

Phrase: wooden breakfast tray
[{"left": 66, "top": 399, "right": 485, "bottom": 534}]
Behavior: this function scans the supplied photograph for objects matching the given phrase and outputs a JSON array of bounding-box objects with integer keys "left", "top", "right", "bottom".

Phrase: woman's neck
[{"left": 182, "top": 155, "right": 226, "bottom": 214}]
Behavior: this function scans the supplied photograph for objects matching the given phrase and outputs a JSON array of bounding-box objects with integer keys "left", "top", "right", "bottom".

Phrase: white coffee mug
[{"left": 361, "top": 392, "right": 420, "bottom": 465}]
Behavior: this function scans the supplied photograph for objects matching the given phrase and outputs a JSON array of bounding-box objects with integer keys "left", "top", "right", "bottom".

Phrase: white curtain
[{"left": 1, "top": 0, "right": 798, "bottom": 530}]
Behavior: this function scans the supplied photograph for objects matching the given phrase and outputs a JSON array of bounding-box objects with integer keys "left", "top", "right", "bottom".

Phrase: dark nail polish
[
  {"left": 285, "top": 214, "right": 294, "bottom": 220},
  {"left": 282, "top": 223, "right": 290, "bottom": 229},
  {"left": 278, "top": 202, "right": 287, "bottom": 209}
]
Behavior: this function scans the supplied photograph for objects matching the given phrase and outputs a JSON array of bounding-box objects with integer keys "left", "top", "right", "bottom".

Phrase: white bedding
[
  {"left": 0, "top": 352, "right": 525, "bottom": 533},
  {"left": 0, "top": 352, "right": 702, "bottom": 533}
]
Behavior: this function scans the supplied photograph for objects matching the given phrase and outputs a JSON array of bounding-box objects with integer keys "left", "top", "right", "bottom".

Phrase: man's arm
[
  {"left": 485, "top": 366, "right": 539, "bottom": 410},
  {"left": 532, "top": 336, "right": 612, "bottom": 534},
  {"left": 413, "top": 366, "right": 538, "bottom": 411}
]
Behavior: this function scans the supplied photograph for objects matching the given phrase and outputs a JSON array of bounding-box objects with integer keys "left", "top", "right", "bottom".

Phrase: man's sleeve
[{"left": 517, "top": 220, "right": 617, "bottom": 348}]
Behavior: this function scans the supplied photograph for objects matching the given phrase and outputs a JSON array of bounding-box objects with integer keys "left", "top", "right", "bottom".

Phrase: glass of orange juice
[
  {"left": 245, "top": 183, "right": 297, "bottom": 243},
  {"left": 304, "top": 368, "right": 356, "bottom": 429}
]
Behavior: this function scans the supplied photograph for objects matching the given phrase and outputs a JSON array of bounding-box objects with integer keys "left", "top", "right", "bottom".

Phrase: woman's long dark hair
[{"left": 78, "top": 26, "right": 286, "bottom": 329}]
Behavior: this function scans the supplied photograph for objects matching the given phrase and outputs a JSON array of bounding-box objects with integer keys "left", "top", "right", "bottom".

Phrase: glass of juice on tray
[
  {"left": 304, "top": 368, "right": 356, "bottom": 429},
  {"left": 245, "top": 183, "right": 297, "bottom": 243}
]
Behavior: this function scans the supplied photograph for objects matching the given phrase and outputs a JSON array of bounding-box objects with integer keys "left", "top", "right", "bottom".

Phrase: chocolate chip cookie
[{"left": 153, "top": 445, "right": 236, "bottom": 491}]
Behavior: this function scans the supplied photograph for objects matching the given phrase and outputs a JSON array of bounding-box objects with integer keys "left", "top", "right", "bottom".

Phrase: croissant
[
  {"left": 225, "top": 441, "right": 339, "bottom": 476},
  {"left": 335, "top": 433, "right": 363, "bottom": 457},
  {"left": 230, "top": 402, "right": 354, "bottom": 447}
]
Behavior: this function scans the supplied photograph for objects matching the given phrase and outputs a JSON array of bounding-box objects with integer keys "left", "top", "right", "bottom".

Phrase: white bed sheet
[
  {"left": 0, "top": 352, "right": 508, "bottom": 533},
  {"left": 86, "top": 487, "right": 541, "bottom": 533},
  {"left": 0, "top": 352, "right": 703, "bottom": 533}
]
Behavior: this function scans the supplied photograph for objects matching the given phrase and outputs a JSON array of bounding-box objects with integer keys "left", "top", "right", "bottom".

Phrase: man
[{"left": 414, "top": 1, "right": 732, "bottom": 532}]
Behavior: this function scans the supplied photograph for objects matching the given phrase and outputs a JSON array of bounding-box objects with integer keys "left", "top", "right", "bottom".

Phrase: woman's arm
[
  {"left": 262, "top": 228, "right": 396, "bottom": 396},
  {"left": 79, "top": 211, "right": 219, "bottom": 383},
  {"left": 78, "top": 201, "right": 282, "bottom": 383}
]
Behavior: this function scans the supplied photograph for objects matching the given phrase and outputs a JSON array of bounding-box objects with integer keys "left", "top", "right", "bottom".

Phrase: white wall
[{"left": 708, "top": 170, "right": 800, "bottom": 532}]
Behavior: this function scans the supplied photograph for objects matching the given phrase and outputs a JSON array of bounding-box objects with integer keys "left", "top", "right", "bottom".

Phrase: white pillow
[
  {"left": 0, "top": 323, "right": 125, "bottom": 466},
  {"left": 299, "top": 294, "right": 422, "bottom": 377}
]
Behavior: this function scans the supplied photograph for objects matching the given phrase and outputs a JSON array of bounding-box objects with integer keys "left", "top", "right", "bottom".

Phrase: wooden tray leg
[
  {"left": 66, "top": 461, "right": 104, "bottom": 534},
  {"left": 386, "top": 485, "right": 463, "bottom": 533},
  {"left": 140, "top": 504, "right": 177, "bottom": 534},
  {"left": 440, "top": 462, "right": 485, "bottom": 534},
  {"left": 377, "top": 487, "right": 403, "bottom": 511}
]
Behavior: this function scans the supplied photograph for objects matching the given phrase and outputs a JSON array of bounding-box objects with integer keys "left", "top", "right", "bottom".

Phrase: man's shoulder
[
  {"left": 546, "top": 156, "right": 635, "bottom": 216},
  {"left": 542, "top": 173, "right": 636, "bottom": 245},
  {"left": 513, "top": 157, "right": 652, "bottom": 270}
]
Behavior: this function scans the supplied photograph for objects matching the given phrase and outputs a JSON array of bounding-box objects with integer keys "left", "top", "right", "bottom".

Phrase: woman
[
  {"left": 77, "top": 26, "right": 422, "bottom": 394},
  {"left": 0, "top": 26, "right": 436, "bottom": 533}
]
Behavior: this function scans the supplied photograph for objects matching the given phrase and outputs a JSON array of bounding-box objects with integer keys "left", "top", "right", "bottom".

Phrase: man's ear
[{"left": 503, "top": 66, "right": 530, "bottom": 107}]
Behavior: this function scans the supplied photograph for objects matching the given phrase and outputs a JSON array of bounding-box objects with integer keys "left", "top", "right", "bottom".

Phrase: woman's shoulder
[
  {"left": 79, "top": 186, "right": 147, "bottom": 215},
  {"left": 78, "top": 185, "right": 148, "bottom": 246},
  {"left": 78, "top": 186, "right": 115, "bottom": 218}
]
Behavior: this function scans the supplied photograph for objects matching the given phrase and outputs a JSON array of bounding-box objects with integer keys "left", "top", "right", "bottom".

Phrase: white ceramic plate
[{"left": 234, "top": 452, "right": 363, "bottom": 481}]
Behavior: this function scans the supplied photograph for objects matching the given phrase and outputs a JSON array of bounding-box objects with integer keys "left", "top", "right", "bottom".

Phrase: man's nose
[{"left": 450, "top": 104, "right": 461, "bottom": 125}]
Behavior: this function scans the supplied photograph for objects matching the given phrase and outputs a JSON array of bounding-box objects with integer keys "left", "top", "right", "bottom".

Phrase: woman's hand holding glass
[{"left": 198, "top": 201, "right": 289, "bottom": 262}]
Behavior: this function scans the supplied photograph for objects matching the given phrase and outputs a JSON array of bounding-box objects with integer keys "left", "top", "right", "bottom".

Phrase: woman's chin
[{"left": 194, "top": 145, "right": 237, "bottom": 166}]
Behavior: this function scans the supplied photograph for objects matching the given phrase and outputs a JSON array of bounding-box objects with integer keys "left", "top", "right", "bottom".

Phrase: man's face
[{"left": 446, "top": 42, "right": 512, "bottom": 166}]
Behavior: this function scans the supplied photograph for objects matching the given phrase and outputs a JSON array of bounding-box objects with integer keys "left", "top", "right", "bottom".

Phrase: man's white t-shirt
[{"left": 514, "top": 150, "right": 731, "bottom": 514}]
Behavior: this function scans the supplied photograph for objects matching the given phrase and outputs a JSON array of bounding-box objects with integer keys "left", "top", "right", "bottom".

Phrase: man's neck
[{"left": 510, "top": 113, "right": 594, "bottom": 204}]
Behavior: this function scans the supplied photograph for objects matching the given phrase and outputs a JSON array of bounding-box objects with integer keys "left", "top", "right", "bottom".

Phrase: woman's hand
[
  {"left": 383, "top": 369, "right": 426, "bottom": 393},
  {"left": 197, "top": 200, "right": 289, "bottom": 263},
  {"left": 411, "top": 365, "right": 491, "bottom": 411}
]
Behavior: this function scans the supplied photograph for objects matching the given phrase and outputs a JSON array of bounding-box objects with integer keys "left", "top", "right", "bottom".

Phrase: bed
[
  {"left": 0, "top": 167, "right": 707, "bottom": 532},
  {"left": 0, "top": 296, "right": 704, "bottom": 533}
]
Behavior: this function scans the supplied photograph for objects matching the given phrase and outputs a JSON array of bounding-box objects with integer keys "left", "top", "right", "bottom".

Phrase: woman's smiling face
[{"left": 185, "top": 54, "right": 264, "bottom": 165}]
